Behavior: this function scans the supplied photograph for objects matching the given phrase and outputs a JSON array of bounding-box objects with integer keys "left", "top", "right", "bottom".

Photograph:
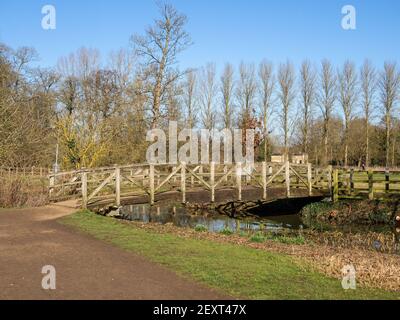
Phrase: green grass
[
  {"left": 249, "top": 232, "right": 306, "bottom": 245},
  {"left": 61, "top": 211, "right": 400, "bottom": 300}
]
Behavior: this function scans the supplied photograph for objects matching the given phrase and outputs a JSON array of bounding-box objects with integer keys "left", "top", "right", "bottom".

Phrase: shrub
[
  {"left": 194, "top": 224, "right": 208, "bottom": 232},
  {"left": 249, "top": 232, "right": 266, "bottom": 243},
  {"left": 219, "top": 227, "right": 234, "bottom": 236},
  {"left": 0, "top": 176, "right": 48, "bottom": 208}
]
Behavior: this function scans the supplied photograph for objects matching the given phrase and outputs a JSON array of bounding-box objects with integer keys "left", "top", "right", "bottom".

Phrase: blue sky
[{"left": 0, "top": 0, "right": 399, "bottom": 70}]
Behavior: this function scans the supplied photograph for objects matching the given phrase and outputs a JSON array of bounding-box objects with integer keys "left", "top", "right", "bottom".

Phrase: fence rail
[
  {"left": 0, "top": 166, "right": 51, "bottom": 178},
  {"left": 332, "top": 168, "right": 400, "bottom": 201}
]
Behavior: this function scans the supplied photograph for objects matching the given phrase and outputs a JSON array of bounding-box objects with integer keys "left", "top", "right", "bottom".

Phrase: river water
[{"left": 120, "top": 202, "right": 303, "bottom": 233}]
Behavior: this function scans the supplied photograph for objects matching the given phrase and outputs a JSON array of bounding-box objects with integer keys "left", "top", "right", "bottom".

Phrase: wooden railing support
[
  {"left": 82, "top": 171, "right": 88, "bottom": 209},
  {"left": 181, "top": 162, "right": 186, "bottom": 203},
  {"left": 285, "top": 160, "right": 290, "bottom": 198},
  {"left": 210, "top": 162, "right": 215, "bottom": 202},
  {"left": 236, "top": 162, "right": 242, "bottom": 201},
  {"left": 115, "top": 167, "right": 121, "bottom": 206},
  {"left": 332, "top": 169, "right": 338, "bottom": 203},
  {"left": 262, "top": 162, "right": 267, "bottom": 200},
  {"left": 368, "top": 169, "right": 374, "bottom": 200},
  {"left": 149, "top": 164, "right": 155, "bottom": 205},
  {"left": 385, "top": 170, "right": 390, "bottom": 194}
]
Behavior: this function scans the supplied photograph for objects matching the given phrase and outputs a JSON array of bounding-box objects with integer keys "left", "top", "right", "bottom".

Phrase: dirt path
[{"left": 0, "top": 202, "right": 228, "bottom": 300}]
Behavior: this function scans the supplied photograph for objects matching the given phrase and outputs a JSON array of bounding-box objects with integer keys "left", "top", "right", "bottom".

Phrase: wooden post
[
  {"left": 223, "top": 165, "right": 228, "bottom": 183},
  {"left": 49, "top": 174, "right": 55, "bottom": 199},
  {"left": 262, "top": 162, "right": 267, "bottom": 200},
  {"left": 40, "top": 167, "right": 43, "bottom": 177},
  {"left": 210, "top": 162, "right": 215, "bottom": 203},
  {"left": 115, "top": 167, "right": 121, "bottom": 206},
  {"left": 350, "top": 168, "right": 354, "bottom": 195},
  {"left": 307, "top": 163, "right": 312, "bottom": 196},
  {"left": 368, "top": 169, "right": 374, "bottom": 200},
  {"left": 246, "top": 164, "right": 251, "bottom": 184},
  {"left": 190, "top": 165, "right": 194, "bottom": 187},
  {"left": 385, "top": 170, "right": 390, "bottom": 194},
  {"left": 332, "top": 169, "right": 339, "bottom": 203},
  {"left": 149, "top": 164, "right": 155, "bottom": 205},
  {"left": 327, "top": 165, "right": 333, "bottom": 194},
  {"left": 285, "top": 160, "right": 290, "bottom": 198},
  {"left": 236, "top": 162, "right": 242, "bottom": 201},
  {"left": 82, "top": 171, "right": 88, "bottom": 209},
  {"left": 172, "top": 166, "right": 177, "bottom": 184},
  {"left": 181, "top": 162, "right": 186, "bottom": 203},
  {"left": 346, "top": 169, "right": 351, "bottom": 196}
]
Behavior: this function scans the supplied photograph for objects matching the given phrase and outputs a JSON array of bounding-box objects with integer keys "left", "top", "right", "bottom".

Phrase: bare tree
[
  {"left": 299, "top": 60, "right": 316, "bottom": 154},
  {"left": 199, "top": 63, "right": 217, "bottom": 130},
  {"left": 360, "top": 60, "right": 377, "bottom": 167},
  {"left": 132, "top": 2, "right": 191, "bottom": 128},
  {"left": 338, "top": 60, "right": 358, "bottom": 167},
  {"left": 258, "top": 60, "right": 274, "bottom": 161},
  {"left": 277, "top": 61, "right": 296, "bottom": 160},
  {"left": 182, "top": 69, "right": 197, "bottom": 128},
  {"left": 236, "top": 62, "right": 257, "bottom": 129},
  {"left": 317, "top": 60, "right": 336, "bottom": 166},
  {"left": 379, "top": 62, "right": 400, "bottom": 167},
  {"left": 220, "top": 63, "right": 235, "bottom": 129}
]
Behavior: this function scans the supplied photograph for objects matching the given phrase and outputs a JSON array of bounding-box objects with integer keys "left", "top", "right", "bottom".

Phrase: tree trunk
[
  {"left": 386, "top": 113, "right": 391, "bottom": 167},
  {"left": 365, "top": 119, "right": 369, "bottom": 167}
]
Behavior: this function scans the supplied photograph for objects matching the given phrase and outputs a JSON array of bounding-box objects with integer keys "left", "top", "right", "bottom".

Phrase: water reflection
[{"left": 120, "top": 203, "right": 301, "bottom": 233}]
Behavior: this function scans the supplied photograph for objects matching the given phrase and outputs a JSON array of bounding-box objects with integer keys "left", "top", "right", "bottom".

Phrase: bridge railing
[{"left": 48, "top": 161, "right": 319, "bottom": 208}]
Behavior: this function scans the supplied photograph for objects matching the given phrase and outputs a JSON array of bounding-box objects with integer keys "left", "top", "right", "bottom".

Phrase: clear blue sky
[{"left": 0, "top": 0, "right": 399, "bottom": 70}]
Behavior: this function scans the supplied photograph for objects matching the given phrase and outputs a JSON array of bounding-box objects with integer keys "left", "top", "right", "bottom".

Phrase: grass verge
[{"left": 61, "top": 210, "right": 400, "bottom": 300}]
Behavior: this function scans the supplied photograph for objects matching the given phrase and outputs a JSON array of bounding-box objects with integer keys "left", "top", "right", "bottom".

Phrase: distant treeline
[{"left": 0, "top": 3, "right": 399, "bottom": 169}]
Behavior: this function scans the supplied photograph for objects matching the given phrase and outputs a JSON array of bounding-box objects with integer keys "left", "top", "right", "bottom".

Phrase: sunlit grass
[{"left": 61, "top": 211, "right": 400, "bottom": 300}]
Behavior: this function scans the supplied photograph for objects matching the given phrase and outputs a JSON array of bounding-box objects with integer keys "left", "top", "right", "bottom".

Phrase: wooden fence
[
  {"left": 0, "top": 166, "right": 51, "bottom": 178},
  {"left": 332, "top": 168, "right": 400, "bottom": 201}
]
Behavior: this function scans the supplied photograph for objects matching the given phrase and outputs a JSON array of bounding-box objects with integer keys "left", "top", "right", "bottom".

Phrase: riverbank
[
  {"left": 300, "top": 199, "right": 400, "bottom": 226},
  {"left": 62, "top": 211, "right": 400, "bottom": 299}
]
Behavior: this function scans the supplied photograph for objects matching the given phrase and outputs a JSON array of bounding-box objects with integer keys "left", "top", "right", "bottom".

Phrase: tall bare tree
[
  {"left": 299, "top": 60, "right": 316, "bottom": 154},
  {"left": 220, "top": 63, "right": 235, "bottom": 129},
  {"left": 338, "top": 60, "right": 358, "bottom": 167},
  {"left": 317, "top": 60, "right": 336, "bottom": 165},
  {"left": 182, "top": 70, "right": 197, "bottom": 128},
  {"left": 379, "top": 62, "right": 400, "bottom": 167},
  {"left": 199, "top": 63, "right": 217, "bottom": 130},
  {"left": 360, "top": 60, "right": 377, "bottom": 167},
  {"left": 236, "top": 62, "right": 257, "bottom": 129},
  {"left": 258, "top": 60, "right": 274, "bottom": 161},
  {"left": 277, "top": 61, "right": 296, "bottom": 160},
  {"left": 133, "top": 2, "right": 191, "bottom": 128}
]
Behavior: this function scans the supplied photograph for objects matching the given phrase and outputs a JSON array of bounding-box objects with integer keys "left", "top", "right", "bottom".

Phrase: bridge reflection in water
[{"left": 119, "top": 200, "right": 310, "bottom": 233}]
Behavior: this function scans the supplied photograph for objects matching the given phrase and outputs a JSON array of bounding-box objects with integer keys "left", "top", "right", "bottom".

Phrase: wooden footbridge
[
  {"left": 48, "top": 162, "right": 330, "bottom": 208},
  {"left": 48, "top": 162, "right": 400, "bottom": 209}
]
